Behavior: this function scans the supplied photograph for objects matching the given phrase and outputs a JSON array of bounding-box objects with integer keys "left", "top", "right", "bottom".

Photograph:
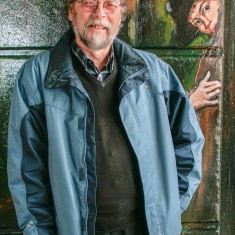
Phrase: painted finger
[
  {"left": 206, "top": 80, "right": 221, "bottom": 87},
  {"left": 204, "top": 99, "right": 219, "bottom": 106},
  {"left": 203, "top": 71, "right": 211, "bottom": 82},
  {"left": 209, "top": 83, "right": 222, "bottom": 90},
  {"left": 206, "top": 86, "right": 211, "bottom": 93},
  {"left": 208, "top": 89, "right": 221, "bottom": 98}
]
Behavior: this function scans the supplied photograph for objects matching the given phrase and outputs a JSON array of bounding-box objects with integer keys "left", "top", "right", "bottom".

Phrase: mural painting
[{"left": 183, "top": 0, "right": 223, "bottom": 224}]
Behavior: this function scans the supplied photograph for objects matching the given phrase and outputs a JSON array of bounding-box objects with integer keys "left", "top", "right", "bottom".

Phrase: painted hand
[{"left": 189, "top": 71, "right": 221, "bottom": 110}]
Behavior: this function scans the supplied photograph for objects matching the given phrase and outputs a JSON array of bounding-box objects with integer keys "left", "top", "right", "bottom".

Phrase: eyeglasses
[{"left": 75, "top": 0, "right": 121, "bottom": 14}]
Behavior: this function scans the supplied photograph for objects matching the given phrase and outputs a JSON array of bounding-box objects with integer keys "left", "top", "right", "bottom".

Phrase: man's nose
[
  {"left": 93, "top": 2, "right": 107, "bottom": 18},
  {"left": 201, "top": 15, "right": 211, "bottom": 28}
]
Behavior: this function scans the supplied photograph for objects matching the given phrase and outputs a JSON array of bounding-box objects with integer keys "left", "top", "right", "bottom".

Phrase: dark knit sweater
[{"left": 72, "top": 53, "right": 144, "bottom": 231}]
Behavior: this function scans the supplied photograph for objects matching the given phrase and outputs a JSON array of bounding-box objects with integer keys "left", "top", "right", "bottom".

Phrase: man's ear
[{"left": 68, "top": 6, "right": 75, "bottom": 21}]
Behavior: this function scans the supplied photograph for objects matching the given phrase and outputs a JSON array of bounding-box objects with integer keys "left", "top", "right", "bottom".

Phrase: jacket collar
[{"left": 45, "top": 28, "right": 148, "bottom": 89}]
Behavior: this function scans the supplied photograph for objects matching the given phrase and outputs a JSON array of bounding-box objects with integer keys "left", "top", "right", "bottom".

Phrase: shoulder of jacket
[
  {"left": 24, "top": 50, "right": 51, "bottom": 71},
  {"left": 132, "top": 49, "right": 185, "bottom": 94},
  {"left": 17, "top": 50, "right": 52, "bottom": 83},
  {"left": 15, "top": 50, "right": 52, "bottom": 105},
  {"left": 133, "top": 49, "right": 169, "bottom": 71}
]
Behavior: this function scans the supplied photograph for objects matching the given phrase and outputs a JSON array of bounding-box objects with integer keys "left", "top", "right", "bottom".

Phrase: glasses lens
[
  {"left": 104, "top": 1, "right": 119, "bottom": 13},
  {"left": 81, "top": 0, "right": 120, "bottom": 13},
  {"left": 81, "top": 0, "right": 97, "bottom": 11}
]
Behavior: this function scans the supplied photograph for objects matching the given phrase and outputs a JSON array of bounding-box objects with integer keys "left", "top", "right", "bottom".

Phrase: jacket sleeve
[
  {"left": 7, "top": 60, "right": 56, "bottom": 235},
  {"left": 163, "top": 64, "right": 205, "bottom": 213}
]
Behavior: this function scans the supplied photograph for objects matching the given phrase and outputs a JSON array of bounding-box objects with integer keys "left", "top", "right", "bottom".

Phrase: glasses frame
[{"left": 75, "top": 0, "right": 121, "bottom": 14}]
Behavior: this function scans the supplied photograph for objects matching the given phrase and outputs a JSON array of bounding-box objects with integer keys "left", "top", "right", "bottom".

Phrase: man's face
[
  {"left": 188, "top": 0, "right": 220, "bottom": 35},
  {"left": 68, "top": 0, "right": 123, "bottom": 50}
]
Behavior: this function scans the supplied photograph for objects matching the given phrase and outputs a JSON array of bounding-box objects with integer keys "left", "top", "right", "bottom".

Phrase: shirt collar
[{"left": 71, "top": 38, "right": 114, "bottom": 74}]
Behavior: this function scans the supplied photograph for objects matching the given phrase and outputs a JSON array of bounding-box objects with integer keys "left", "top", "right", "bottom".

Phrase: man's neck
[{"left": 75, "top": 38, "right": 113, "bottom": 71}]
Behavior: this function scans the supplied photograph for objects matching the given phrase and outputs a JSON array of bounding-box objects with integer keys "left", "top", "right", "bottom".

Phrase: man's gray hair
[{"left": 66, "top": 0, "right": 127, "bottom": 21}]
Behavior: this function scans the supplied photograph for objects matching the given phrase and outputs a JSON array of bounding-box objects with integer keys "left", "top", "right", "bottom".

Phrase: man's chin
[
  {"left": 87, "top": 41, "right": 111, "bottom": 50},
  {"left": 84, "top": 36, "right": 113, "bottom": 50}
]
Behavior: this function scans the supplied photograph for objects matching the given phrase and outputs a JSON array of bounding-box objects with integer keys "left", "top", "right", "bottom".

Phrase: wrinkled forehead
[
  {"left": 188, "top": 0, "right": 219, "bottom": 21},
  {"left": 188, "top": 0, "right": 205, "bottom": 21}
]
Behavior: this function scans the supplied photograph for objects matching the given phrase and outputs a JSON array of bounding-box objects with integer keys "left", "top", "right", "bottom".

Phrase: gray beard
[{"left": 72, "top": 19, "right": 120, "bottom": 50}]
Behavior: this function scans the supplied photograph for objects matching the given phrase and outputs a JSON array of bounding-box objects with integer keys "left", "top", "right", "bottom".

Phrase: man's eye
[
  {"left": 194, "top": 18, "right": 202, "bottom": 26},
  {"left": 105, "top": 1, "right": 118, "bottom": 7},
  {"left": 83, "top": 0, "right": 96, "bottom": 6},
  {"left": 204, "top": 4, "right": 211, "bottom": 13}
]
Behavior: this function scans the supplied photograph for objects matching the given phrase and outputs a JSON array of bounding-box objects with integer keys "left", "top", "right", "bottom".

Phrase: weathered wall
[
  {"left": 0, "top": 0, "right": 234, "bottom": 234},
  {"left": 0, "top": 1, "right": 69, "bottom": 233},
  {"left": 221, "top": 0, "right": 235, "bottom": 234}
]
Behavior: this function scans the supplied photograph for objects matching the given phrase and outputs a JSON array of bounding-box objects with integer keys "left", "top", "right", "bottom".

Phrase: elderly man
[{"left": 8, "top": 0, "right": 204, "bottom": 234}]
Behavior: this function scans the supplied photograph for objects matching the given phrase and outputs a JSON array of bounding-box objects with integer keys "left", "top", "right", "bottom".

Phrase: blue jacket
[{"left": 8, "top": 29, "right": 204, "bottom": 235}]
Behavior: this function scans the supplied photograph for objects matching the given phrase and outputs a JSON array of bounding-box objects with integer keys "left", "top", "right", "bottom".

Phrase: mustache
[{"left": 84, "top": 19, "right": 112, "bottom": 32}]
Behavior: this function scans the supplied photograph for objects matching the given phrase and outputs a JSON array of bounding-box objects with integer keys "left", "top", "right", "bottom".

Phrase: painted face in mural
[
  {"left": 68, "top": 0, "right": 123, "bottom": 50},
  {"left": 188, "top": 0, "right": 220, "bottom": 35}
]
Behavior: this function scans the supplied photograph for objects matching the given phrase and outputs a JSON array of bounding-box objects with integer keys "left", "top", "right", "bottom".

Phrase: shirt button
[
  {"left": 26, "top": 221, "right": 34, "bottom": 228},
  {"left": 143, "top": 73, "right": 148, "bottom": 78}
]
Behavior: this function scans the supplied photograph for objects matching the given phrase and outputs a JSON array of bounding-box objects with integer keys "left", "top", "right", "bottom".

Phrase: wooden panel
[
  {"left": 220, "top": 0, "right": 235, "bottom": 234},
  {"left": 182, "top": 222, "right": 219, "bottom": 235}
]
